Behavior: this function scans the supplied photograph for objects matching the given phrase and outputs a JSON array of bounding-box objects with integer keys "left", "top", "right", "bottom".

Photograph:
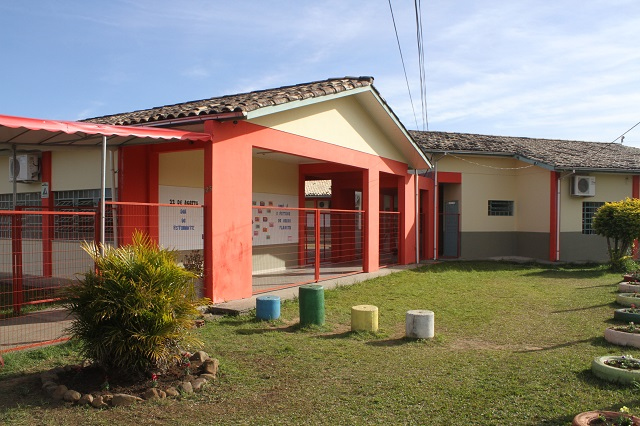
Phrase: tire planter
[
  {"left": 616, "top": 293, "right": 640, "bottom": 307},
  {"left": 592, "top": 356, "right": 640, "bottom": 385},
  {"left": 623, "top": 274, "right": 640, "bottom": 283},
  {"left": 619, "top": 282, "right": 640, "bottom": 293},
  {"left": 604, "top": 328, "right": 640, "bottom": 348},
  {"left": 572, "top": 410, "right": 640, "bottom": 425},
  {"left": 614, "top": 308, "right": 640, "bottom": 323}
]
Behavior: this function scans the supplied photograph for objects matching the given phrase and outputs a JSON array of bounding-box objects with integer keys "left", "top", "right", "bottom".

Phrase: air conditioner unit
[
  {"left": 571, "top": 175, "right": 595, "bottom": 197},
  {"left": 9, "top": 154, "right": 40, "bottom": 182},
  {"left": 318, "top": 200, "right": 331, "bottom": 208}
]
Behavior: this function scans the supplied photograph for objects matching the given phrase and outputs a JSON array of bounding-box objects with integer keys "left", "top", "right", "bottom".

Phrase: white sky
[{"left": 1, "top": 1, "right": 639, "bottom": 145}]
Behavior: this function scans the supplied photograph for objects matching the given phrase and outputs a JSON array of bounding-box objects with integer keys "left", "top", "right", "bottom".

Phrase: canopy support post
[
  {"left": 100, "top": 135, "right": 107, "bottom": 254},
  {"left": 11, "top": 145, "right": 17, "bottom": 210}
]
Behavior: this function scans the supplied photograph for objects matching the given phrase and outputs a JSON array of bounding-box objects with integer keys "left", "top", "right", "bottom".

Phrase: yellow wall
[
  {"left": 159, "top": 150, "right": 204, "bottom": 187},
  {"left": 249, "top": 96, "right": 408, "bottom": 164},
  {"left": 437, "top": 155, "right": 550, "bottom": 232},
  {"left": 52, "top": 150, "right": 115, "bottom": 191},
  {"left": 252, "top": 157, "right": 298, "bottom": 195},
  {"left": 560, "top": 173, "right": 633, "bottom": 232}
]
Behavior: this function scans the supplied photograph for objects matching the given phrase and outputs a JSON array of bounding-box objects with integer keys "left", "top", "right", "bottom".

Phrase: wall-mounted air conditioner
[
  {"left": 571, "top": 175, "right": 595, "bottom": 197},
  {"left": 318, "top": 200, "right": 331, "bottom": 208},
  {"left": 9, "top": 154, "right": 40, "bottom": 182}
]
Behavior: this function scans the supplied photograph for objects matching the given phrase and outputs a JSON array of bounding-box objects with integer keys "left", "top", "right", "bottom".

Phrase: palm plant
[{"left": 64, "top": 231, "right": 203, "bottom": 378}]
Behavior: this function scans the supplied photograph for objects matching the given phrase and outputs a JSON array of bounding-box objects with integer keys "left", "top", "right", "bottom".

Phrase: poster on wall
[
  {"left": 159, "top": 185, "right": 204, "bottom": 251},
  {"left": 252, "top": 192, "right": 298, "bottom": 246}
]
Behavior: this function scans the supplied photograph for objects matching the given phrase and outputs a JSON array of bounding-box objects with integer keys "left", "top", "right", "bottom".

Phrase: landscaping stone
[
  {"left": 190, "top": 350, "right": 209, "bottom": 362},
  {"left": 91, "top": 395, "right": 107, "bottom": 408},
  {"left": 143, "top": 388, "right": 161, "bottom": 400},
  {"left": 78, "top": 394, "right": 94, "bottom": 406},
  {"left": 159, "top": 390, "right": 167, "bottom": 398},
  {"left": 178, "top": 381, "right": 193, "bottom": 394},
  {"left": 165, "top": 387, "right": 180, "bottom": 397},
  {"left": 202, "top": 358, "right": 219, "bottom": 376},
  {"left": 191, "top": 377, "right": 207, "bottom": 391},
  {"left": 51, "top": 385, "right": 68, "bottom": 400},
  {"left": 41, "top": 380, "right": 58, "bottom": 391},
  {"left": 63, "top": 389, "right": 82, "bottom": 403},
  {"left": 111, "top": 393, "right": 143, "bottom": 407},
  {"left": 102, "top": 394, "right": 113, "bottom": 404}
]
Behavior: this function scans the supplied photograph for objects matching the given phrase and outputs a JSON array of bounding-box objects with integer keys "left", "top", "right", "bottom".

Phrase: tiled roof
[
  {"left": 411, "top": 131, "right": 640, "bottom": 172},
  {"left": 305, "top": 180, "right": 331, "bottom": 197},
  {"left": 84, "top": 77, "right": 374, "bottom": 126}
]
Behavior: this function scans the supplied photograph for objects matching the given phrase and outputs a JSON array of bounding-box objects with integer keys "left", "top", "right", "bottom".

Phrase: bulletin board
[
  {"left": 252, "top": 193, "right": 298, "bottom": 246},
  {"left": 158, "top": 185, "right": 204, "bottom": 250}
]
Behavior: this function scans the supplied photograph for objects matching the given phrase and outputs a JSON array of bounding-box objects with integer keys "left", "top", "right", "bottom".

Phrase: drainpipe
[{"left": 109, "top": 148, "right": 118, "bottom": 247}]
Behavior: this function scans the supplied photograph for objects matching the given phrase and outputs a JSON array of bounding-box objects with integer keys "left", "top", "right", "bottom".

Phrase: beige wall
[
  {"left": 249, "top": 96, "right": 408, "bottom": 164},
  {"left": 0, "top": 154, "right": 44, "bottom": 194},
  {"left": 252, "top": 157, "right": 298, "bottom": 195},
  {"left": 159, "top": 150, "right": 204, "bottom": 187},
  {"left": 515, "top": 167, "right": 550, "bottom": 232},
  {"left": 560, "top": 173, "right": 633, "bottom": 232},
  {"left": 52, "top": 150, "right": 115, "bottom": 191}
]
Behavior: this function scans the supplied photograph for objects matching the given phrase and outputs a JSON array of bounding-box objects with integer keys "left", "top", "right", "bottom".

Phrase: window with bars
[
  {"left": 582, "top": 201, "right": 605, "bottom": 235},
  {"left": 488, "top": 200, "right": 514, "bottom": 216},
  {"left": 0, "top": 192, "right": 42, "bottom": 239},
  {"left": 54, "top": 189, "right": 112, "bottom": 241}
]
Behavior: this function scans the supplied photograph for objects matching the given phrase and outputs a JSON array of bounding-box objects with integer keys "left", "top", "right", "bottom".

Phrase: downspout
[
  {"left": 109, "top": 148, "right": 118, "bottom": 247},
  {"left": 100, "top": 135, "right": 107, "bottom": 254}
]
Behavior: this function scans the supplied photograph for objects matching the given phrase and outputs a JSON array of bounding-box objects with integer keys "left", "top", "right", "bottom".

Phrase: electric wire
[
  {"left": 388, "top": 0, "right": 419, "bottom": 131},
  {"left": 414, "top": 0, "right": 429, "bottom": 131},
  {"left": 612, "top": 120, "right": 640, "bottom": 143}
]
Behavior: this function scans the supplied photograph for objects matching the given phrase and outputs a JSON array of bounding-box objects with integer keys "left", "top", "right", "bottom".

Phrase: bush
[
  {"left": 64, "top": 232, "right": 203, "bottom": 378},
  {"left": 593, "top": 198, "right": 640, "bottom": 272}
]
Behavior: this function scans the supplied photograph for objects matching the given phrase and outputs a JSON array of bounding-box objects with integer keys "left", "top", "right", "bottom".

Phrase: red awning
[{"left": 0, "top": 113, "right": 211, "bottom": 148}]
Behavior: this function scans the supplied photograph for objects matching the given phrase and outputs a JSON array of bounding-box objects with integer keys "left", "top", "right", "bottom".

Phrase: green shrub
[
  {"left": 64, "top": 232, "right": 203, "bottom": 378},
  {"left": 593, "top": 198, "right": 640, "bottom": 272}
]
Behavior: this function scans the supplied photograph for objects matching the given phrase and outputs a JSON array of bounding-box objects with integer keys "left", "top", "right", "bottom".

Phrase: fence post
[
  {"left": 11, "top": 209, "right": 23, "bottom": 315},
  {"left": 314, "top": 209, "right": 320, "bottom": 282}
]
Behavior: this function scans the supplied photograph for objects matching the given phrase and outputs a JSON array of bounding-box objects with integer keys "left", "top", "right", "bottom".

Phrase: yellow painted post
[{"left": 351, "top": 305, "right": 379, "bottom": 332}]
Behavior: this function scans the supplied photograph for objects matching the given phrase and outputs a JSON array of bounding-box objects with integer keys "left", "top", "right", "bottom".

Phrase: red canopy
[{"left": 0, "top": 113, "right": 210, "bottom": 147}]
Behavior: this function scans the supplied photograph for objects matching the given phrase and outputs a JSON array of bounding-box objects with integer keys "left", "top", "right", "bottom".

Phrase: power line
[
  {"left": 387, "top": 0, "right": 419, "bottom": 130},
  {"left": 414, "top": 0, "right": 429, "bottom": 131},
  {"left": 612, "top": 120, "right": 640, "bottom": 143}
]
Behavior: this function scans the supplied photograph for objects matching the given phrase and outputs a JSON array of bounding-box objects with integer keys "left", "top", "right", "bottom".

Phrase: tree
[{"left": 593, "top": 198, "right": 640, "bottom": 272}]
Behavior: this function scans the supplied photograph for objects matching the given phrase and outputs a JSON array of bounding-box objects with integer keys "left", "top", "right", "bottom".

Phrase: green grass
[{"left": 0, "top": 261, "right": 636, "bottom": 425}]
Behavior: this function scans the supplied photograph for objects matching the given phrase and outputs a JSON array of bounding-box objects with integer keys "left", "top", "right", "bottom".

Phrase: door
[{"left": 443, "top": 200, "right": 459, "bottom": 257}]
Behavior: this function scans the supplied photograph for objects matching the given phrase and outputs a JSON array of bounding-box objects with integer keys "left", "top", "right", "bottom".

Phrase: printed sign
[
  {"left": 159, "top": 185, "right": 204, "bottom": 250},
  {"left": 252, "top": 193, "right": 298, "bottom": 246}
]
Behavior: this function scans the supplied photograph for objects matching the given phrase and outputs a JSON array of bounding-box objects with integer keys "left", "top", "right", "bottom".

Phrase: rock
[
  {"left": 78, "top": 394, "right": 93, "bottom": 406},
  {"left": 199, "top": 373, "right": 216, "bottom": 381},
  {"left": 165, "top": 387, "right": 179, "bottom": 397},
  {"left": 194, "top": 319, "right": 205, "bottom": 328},
  {"left": 51, "top": 385, "right": 68, "bottom": 400},
  {"left": 143, "top": 388, "right": 161, "bottom": 400},
  {"left": 178, "top": 381, "right": 193, "bottom": 394},
  {"left": 190, "top": 350, "right": 209, "bottom": 362},
  {"left": 91, "top": 395, "right": 107, "bottom": 408},
  {"left": 159, "top": 390, "right": 167, "bottom": 398},
  {"left": 191, "top": 377, "right": 207, "bottom": 391},
  {"left": 202, "top": 358, "right": 219, "bottom": 376},
  {"left": 111, "top": 393, "right": 143, "bottom": 407},
  {"left": 184, "top": 374, "right": 195, "bottom": 382},
  {"left": 41, "top": 380, "right": 58, "bottom": 390},
  {"left": 63, "top": 389, "right": 82, "bottom": 403},
  {"left": 102, "top": 394, "right": 113, "bottom": 404},
  {"left": 81, "top": 359, "right": 93, "bottom": 368}
]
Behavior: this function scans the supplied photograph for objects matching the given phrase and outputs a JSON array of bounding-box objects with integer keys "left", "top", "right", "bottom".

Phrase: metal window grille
[
  {"left": 0, "top": 192, "right": 41, "bottom": 239},
  {"left": 582, "top": 201, "right": 605, "bottom": 235},
  {"left": 488, "top": 200, "right": 514, "bottom": 216},
  {"left": 54, "top": 189, "right": 112, "bottom": 241}
]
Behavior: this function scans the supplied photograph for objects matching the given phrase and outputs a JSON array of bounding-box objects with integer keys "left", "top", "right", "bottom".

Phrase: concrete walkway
[{"left": 1, "top": 263, "right": 423, "bottom": 353}]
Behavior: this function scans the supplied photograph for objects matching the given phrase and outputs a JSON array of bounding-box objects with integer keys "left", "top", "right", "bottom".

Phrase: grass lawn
[{"left": 1, "top": 261, "right": 638, "bottom": 425}]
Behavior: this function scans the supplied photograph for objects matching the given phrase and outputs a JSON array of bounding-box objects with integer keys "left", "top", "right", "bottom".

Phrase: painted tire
[
  {"left": 573, "top": 411, "right": 640, "bottom": 426},
  {"left": 591, "top": 356, "right": 640, "bottom": 385},
  {"left": 616, "top": 293, "right": 640, "bottom": 307},
  {"left": 614, "top": 309, "right": 640, "bottom": 323},
  {"left": 604, "top": 328, "right": 640, "bottom": 349},
  {"left": 619, "top": 283, "right": 640, "bottom": 293}
]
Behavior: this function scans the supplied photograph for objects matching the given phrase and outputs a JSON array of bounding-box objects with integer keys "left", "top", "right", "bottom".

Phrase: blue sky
[{"left": 1, "top": 1, "right": 640, "bottom": 145}]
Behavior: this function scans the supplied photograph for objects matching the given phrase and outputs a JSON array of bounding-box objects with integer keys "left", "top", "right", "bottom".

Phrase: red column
[
  {"left": 40, "top": 152, "right": 53, "bottom": 277},
  {"left": 549, "top": 171, "right": 560, "bottom": 262},
  {"left": 633, "top": 176, "right": 639, "bottom": 258},
  {"left": 203, "top": 120, "right": 253, "bottom": 303},
  {"left": 363, "top": 168, "right": 380, "bottom": 272},
  {"left": 398, "top": 173, "right": 416, "bottom": 264}
]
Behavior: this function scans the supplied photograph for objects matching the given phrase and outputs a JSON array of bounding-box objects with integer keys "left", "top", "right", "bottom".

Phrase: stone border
[{"left": 40, "top": 351, "right": 219, "bottom": 408}]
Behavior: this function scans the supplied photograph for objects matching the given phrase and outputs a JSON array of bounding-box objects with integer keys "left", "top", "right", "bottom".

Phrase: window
[
  {"left": 0, "top": 192, "right": 42, "bottom": 239},
  {"left": 488, "top": 200, "right": 514, "bottom": 216},
  {"left": 54, "top": 189, "right": 112, "bottom": 241},
  {"left": 582, "top": 201, "right": 605, "bottom": 235}
]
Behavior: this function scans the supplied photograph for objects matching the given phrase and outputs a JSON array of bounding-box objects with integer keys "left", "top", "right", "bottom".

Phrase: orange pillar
[
  {"left": 363, "top": 168, "right": 379, "bottom": 272},
  {"left": 40, "top": 152, "right": 53, "bottom": 277},
  {"left": 203, "top": 120, "right": 253, "bottom": 303},
  {"left": 398, "top": 173, "right": 416, "bottom": 264}
]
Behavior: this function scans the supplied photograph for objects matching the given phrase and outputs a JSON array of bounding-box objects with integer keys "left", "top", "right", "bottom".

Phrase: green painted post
[{"left": 299, "top": 284, "right": 325, "bottom": 326}]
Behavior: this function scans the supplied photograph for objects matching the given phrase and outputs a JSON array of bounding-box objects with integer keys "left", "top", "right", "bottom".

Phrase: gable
[{"left": 249, "top": 95, "right": 409, "bottom": 164}]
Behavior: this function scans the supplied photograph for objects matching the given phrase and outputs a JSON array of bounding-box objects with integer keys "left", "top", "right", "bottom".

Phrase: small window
[
  {"left": 582, "top": 201, "right": 605, "bottom": 235},
  {"left": 488, "top": 200, "right": 514, "bottom": 216}
]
